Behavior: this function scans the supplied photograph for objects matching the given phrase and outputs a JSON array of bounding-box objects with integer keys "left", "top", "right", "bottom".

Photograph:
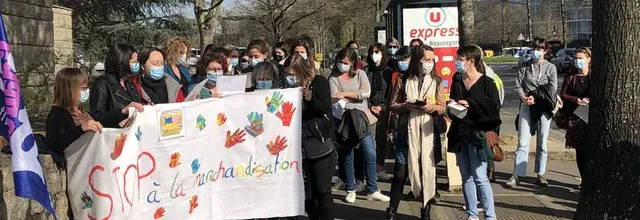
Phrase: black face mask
[{"left": 273, "top": 55, "right": 284, "bottom": 62}]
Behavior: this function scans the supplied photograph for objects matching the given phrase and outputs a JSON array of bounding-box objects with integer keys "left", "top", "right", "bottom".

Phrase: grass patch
[{"left": 484, "top": 57, "right": 518, "bottom": 63}]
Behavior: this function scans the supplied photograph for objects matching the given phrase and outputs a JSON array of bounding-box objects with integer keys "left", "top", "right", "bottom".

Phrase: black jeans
[
  {"left": 388, "top": 161, "right": 408, "bottom": 212},
  {"left": 304, "top": 150, "right": 337, "bottom": 220},
  {"left": 576, "top": 148, "right": 585, "bottom": 179}
]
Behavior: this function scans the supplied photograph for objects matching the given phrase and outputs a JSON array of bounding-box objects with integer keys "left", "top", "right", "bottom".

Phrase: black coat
[
  {"left": 90, "top": 74, "right": 142, "bottom": 128},
  {"left": 45, "top": 106, "right": 86, "bottom": 168},
  {"left": 365, "top": 65, "right": 392, "bottom": 111},
  {"left": 302, "top": 75, "right": 334, "bottom": 141}
]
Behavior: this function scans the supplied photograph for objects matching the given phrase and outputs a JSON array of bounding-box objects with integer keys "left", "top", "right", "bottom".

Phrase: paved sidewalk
[{"left": 320, "top": 159, "right": 579, "bottom": 220}]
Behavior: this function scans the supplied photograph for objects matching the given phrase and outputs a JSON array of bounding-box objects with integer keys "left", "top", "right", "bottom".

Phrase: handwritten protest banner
[{"left": 64, "top": 88, "right": 304, "bottom": 220}]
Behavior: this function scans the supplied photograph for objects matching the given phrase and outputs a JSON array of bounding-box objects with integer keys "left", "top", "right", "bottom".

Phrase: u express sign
[{"left": 402, "top": 7, "right": 459, "bottom": 93}]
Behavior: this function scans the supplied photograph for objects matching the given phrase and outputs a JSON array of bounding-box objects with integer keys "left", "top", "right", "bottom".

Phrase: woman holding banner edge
[{"left": 284, "top": 54, "right": 336, "bottom": 220}]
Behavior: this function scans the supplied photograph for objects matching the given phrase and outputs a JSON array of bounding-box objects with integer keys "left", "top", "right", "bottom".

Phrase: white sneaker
[
  {"left": 345, "top": 191, "right": 356, "bottom": 203},
  {"left": 367, "top": 190, "right": 390, "bottom": 202},
  {"left": 468, "top": 217, "right": 480, "bottom": 220}
]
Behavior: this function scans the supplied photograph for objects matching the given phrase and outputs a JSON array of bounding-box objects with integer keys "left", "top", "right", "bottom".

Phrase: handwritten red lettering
[{"left": 88, "top": 165, "right": 113, "bottom": 220}]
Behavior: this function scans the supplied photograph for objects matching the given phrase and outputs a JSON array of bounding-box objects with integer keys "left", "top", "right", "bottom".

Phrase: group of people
[{"left": 42, "top": 33, "right": 591, "bottom": 220}]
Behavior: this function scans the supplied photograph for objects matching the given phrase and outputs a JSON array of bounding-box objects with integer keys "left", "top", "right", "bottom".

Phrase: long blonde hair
[
  {"left": 164, "top": 36, "right": 190, "bottom": 66},
  {"left": 285, "top": 54, "right": 315, "bottom": 88},
  {"left": 53, "top": 68, "right": 87, "bottom": 111}
]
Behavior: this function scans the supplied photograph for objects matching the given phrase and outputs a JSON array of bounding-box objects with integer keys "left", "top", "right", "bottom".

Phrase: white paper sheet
[
  {"left": 574, "top": 104, "right": 589, "bottom": 123},
  {"left": 217, "top": 75, "right": 248, "bottom": 95},
  {"left": 332, "top": 99, "right": 348, "bottom": 119},
  {"left": 447, "top": 101, "right": 468, "bottom": 119}
]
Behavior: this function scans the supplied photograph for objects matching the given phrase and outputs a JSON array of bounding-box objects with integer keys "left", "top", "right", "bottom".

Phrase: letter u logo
[{"left": 430, "top": 12, "right": 441, "bottom": 23}]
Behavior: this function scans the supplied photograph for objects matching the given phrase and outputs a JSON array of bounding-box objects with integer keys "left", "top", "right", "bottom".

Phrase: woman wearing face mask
[
  {"left": 558, "top": 47, "right": 591, "bottom": 184},
  {"left": 163, "top": 37, "right": 194, "bottom": 103},
  {"left": 364, "top": 43, "right": 394, "bottom": 181},
  {"left": 243, "top": 39, "right": 270, "bottom": 74},
  {"left": 448, "top": 45, "right": 501, "bottom": 220},
  {"left": 347, "top": 40, "right": 366, "bottom": 71},
  {"left": 290, "top": 39, "right": 316, "bottom": 72},
  {"left": 273, "top": 42, "right": 289, "bottom": 65},
  {"left": 385, "top": 45, "right": 445, "bottom": 220},
  {"left": 251, "top": 62, "right": 280, "bottom": 90},
  {"left": 138, "top": 47, "right": 169, "bottom": 104},
  {"left": 226, "top": 45, "right": 242, "bottom": 75},
  {"left": 46, "top": 68, "right": 103, "bottom": 159},
  {"left": 239, "top": 50, "right": 251, "bottom": 73},
  {"left": 283, "top": 54, "right": 336, "bottom": 220},
  {"left": 330, "top": 47, "right": 390, "bottom": 204},
  {"left": 193, "top": 54, "right": 227, "bottom": 98},
  {"left": 507, "top": 38, "right": 558, "bottom": 188},
  {"left": 386, "top": 38, "right": 400, "bottom": 71},
  {"left": 90, "top": 44, "right": 145, "bottom": 128}
]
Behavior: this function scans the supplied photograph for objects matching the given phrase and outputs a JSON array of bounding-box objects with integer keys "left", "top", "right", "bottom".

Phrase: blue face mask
[
  {"left": 533, "top": 50, "right": 543, "bottom": 60},
  {"left": 148, "top": 66, "right": 165, "bottom": 80},
  {"left": 130, "top": 62, "right": 140, "bottom": 75},
  {"left": 256, "top": 80, "right": 273, "bottom": 90},
  {"left": 575, "top": 58, "right": 586, "bottom": 69},
  {"left": 207, "top": 71, "right": 223, "bottom": 84},
  {"left": 388, "top": 48, "right": 398, "bottom": 55},
  {"left": 398, "top": 61, "right": 409, "bottom": 71},
  {"left": 250, "top": 58, "right": 264, "bottom": 67},
  {"left": 79, "top": 88, "right": 90, "bottom": 103},
  {"left": 285, "top": 75, "right": 297, "bottom": 86},
  {"left": 337, "top": 63, "right": 351, "bottom": 73},
  {"left": 231, "top": 58, "right": 239, "bottom": 67},
  {"left": 455, "top": 60, "right": 467, "bottom": 73}
]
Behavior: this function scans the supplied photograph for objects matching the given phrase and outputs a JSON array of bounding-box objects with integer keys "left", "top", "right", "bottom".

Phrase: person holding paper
[
  {"left": 163, "top": 37, "right": 194, "bottom": 103},
  {"left": 386, "top": 45, "right": 445, "bottom": 220},
  {"left": 559, "top": 47, "right": 591, "bottom": 181},
  {"left": 329, "top": 47, "right": 390, "bottom": 204},
  {"left": 193, "top": 54, "right": 226, "bottom": 98},
  {"left": 90, "top": 44, "right": 145, "bottom": 128},
  {"left": 47, "top": 68, "right": 103, "bottom": 158},
  {"left": 507, "top": 38, "right": 558, "bottom": 188},
  {"left": 243, "top": 39, "right": 271, "bottom": 74},
  {"left": 138, "top": 47, "right": 169, "bottom": 104},
  {"left": 447, "top": 45, "right": 501, "bottom": 220},
  {"left": 283, "top": 54, "right": 336, "bottom": 220}
]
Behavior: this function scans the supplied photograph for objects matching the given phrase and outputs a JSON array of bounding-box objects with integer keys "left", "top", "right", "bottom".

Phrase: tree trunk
[
  {"left": 194, "top": 3, "right": 205, "bottom": 51},
  {"left": 573, "top": 1, "right": 640, "bottom": 219},
  {"left": 500, "top": 0, "right": 507, "bottom": 49},
  {"left": 457, "top": 0, "right": 475, "bottom": 45}
]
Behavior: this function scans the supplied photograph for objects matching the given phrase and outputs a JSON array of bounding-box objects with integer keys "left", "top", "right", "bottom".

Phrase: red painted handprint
[
  {"left": 217, "top": 113, "right": 227, "bottom": 126},
  {"left": 267, "top": 136, "right": 288, "bottom": 155},
  {"left": 225, "top": 129, "right": 247, "bottom": 148},
  {"left": 153, "top": 207, "right": 165, "bottom": 219},
  {"left": 189, "top": 195, "right": 199, "bottom": 214},
  {"left": 276, "top": 102, "right": 296, "bottom": 127},
  {"left": 110, "top": 133, "right": 127, "bottom": 160}
]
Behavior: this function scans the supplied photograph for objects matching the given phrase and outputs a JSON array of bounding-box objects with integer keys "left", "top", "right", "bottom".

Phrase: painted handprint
[
  {"left": 267, "top": 136, "right": 288, "bottom": 155},
  {"left": 191, "top": 159, "right": 200, "bottom": 174},
  {"left": 225, "top": 129, "right": 247, "bottom": 148},
  {"left": 217, "top": 113, "right": 227, "bottom": 126},
  {"left": 81, "top": 191, "right": 93, "bottom": 209},
  {"left": 244, "top": 112, "right": 264, "bottom": 137},
  {"left": 189, "top": 195, "right": 199, "bottom": 214},
  {"left": 196, "top": 115, "right": 206, "bottom": 131},
  {"left": 154, "top": 207, "right": 165, "bottom": 219},
  {"left": 265, "top": 91, "right": 284, "bottom": 113},
  {"left": 111, "top": 133, "right": 127, "bottom": 160},
  {"left": 276, "top": 102, "right": 296, "bottom": 127},
  {"left": 169, "top": 152, "right": 181, "bottom": 168}
]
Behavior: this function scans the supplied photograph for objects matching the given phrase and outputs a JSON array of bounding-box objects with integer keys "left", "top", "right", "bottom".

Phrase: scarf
[{"left": 404, "top": 74, "right": 437, "bottom": 206}]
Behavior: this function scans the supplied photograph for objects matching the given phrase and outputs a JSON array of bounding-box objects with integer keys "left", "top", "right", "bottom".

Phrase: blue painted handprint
[
  {"left": 265, "top": 91, "right": 284, "bottom": 113},
  {"left": 244, "top": 112, "right": 264, "bottom": 137},
  {"left": 191, "top": 159, "right": 200, "bottom": 174}
]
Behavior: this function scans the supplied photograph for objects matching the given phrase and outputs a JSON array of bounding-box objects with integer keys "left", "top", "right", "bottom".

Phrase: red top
[
  {"left": 130, "top": 77, "right": 149, "bottom": 104},
  {"left": 175, "top": 88, "right": 185, "bottom": 103}
]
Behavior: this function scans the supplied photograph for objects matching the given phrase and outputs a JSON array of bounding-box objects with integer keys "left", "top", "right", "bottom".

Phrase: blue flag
[{"left": 0, "top": 12, "right": 57, "bottom": 218}]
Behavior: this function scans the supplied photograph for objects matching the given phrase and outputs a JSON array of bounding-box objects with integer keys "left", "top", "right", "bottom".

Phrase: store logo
[{"left": 424, "top": 8, "right": 446, "bottom": 27}]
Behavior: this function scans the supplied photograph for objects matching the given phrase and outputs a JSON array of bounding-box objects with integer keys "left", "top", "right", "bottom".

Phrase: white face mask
[
  {"left": 372, "top": 53, "right": 382, "bottom": 63},
  {"left": 421, "top": 60, "right": 435, "bottom": 74}
]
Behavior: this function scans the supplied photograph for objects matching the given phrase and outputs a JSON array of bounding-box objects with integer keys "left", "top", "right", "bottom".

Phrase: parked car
[{"left": 551, "top": 48, "right": 577, "bottom": 74}]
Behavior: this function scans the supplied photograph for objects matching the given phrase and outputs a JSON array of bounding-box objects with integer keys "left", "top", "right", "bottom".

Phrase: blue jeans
[
  {"left": 338, "top": 132, "right": 378, "bottom": 193},
  {"left": 514, "top": 104, "right": 552, "bottom": 176},
  {"left": 456, "top": 139, "right": 496, "bottom": 218},
  {"left": 394, "top": 131, "right": 408, "bottom": 165}
]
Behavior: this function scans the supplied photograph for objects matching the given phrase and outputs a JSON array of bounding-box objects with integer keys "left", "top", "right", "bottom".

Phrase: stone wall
[
  {"left": 52, "top": 6, "right": 73, "bottom": 74},
  {"left": 1, "top": 1, "right": 70, "bottom": 219},
  {"left": 2, "top": 0, "right": 55, "bottom": 118}
]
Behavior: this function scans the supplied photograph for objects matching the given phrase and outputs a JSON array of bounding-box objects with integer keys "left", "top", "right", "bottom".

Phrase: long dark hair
[
  {"left": 289, "top": 39, "right": 314, "bottom": 69},
  {"left": 284, "top": 54, "right": 314, "bottom": 88},
  {"left": 105, "top": 44, "right": 138, "bottom": 80},
  {"left": 333, "top": 47, "right": 359, "bottom": 78},
  {"left": 407, "top": 45, "right": 437, "bottom": 79},
  {"left": 366, "top": 43, "right": 388, "bottom": 68}
]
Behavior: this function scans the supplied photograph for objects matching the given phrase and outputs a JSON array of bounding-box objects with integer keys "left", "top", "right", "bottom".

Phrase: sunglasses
[{"left": 388, "top": 46, "right": 399, "bottom": 49}]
